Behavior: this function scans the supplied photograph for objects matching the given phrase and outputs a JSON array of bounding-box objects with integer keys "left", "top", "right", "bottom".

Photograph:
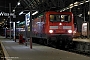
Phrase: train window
[
  {"left": 50, "top": 14, "right": 71, "bottom": 22},
  {"left": 50, "top": 15, "right": 61, "bottom": 22},
  {"left": 61, "top": 15, "right": 71, "bottom": 22}
]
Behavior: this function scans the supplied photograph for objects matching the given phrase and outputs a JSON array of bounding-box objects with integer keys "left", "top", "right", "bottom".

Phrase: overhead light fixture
[
  {"left": 17, "top": 2, "right": 20, "bottom": 6},
  {"left": 16, "top": 21, "right": 20, "bottom": 23},
  {"left": 70, "top": 6, "right": 74, "bottom": 8},
  {"left": 81, "top": 2, "right": 84, "bottom": 4},
  {"left": 70, "top": 4, "right": 73, "bottom": 6},
  {"left": 74, "top": 4, "right": 78, "bottom": 6},
  {"left": 32, "top": 11, "right": 38, "bottom": 15},
  {"left": 66, "top": 7, "right": 69, "bottom": 9},
  {"left": 60, "top": 10, "right": 63, "bottom": 12},
  {"left": 74, "top": 2, "right": 79, "bottom": 6},
  {"left": 63, "top": 9, "right": 65, "bottom": 11},
  {"left": 2, "top": 21, "right": 4, "bottom": 23},
  {"left": 0, "top": 23, "right": 2, "bottom": 24},
  {"left": 74, "top": 2, "right": 79, "bottom": 4},
  {"left": 86, "top": 0, "right": 89, "bottom": 3},
  {"left": 13, "top": 10, "right": 15, "bottom": 12},
  {"left": 88, "top": 11, "right": 90, "bottom": 15},
  {"left": 78, "top": 14, "right": 82, "bottom": 17},
  {"left": 69, "top": 3, "right": 74, "bottom": 9},
  {"left": 4, "top": 19, "right": 5, "bottom": 20},
  {"left": 80, "top": 1, "right": 84, "bottom": 5},
  {"left": 10, "top": 21, "right": 12, "bottom": 23},
  {"left": 19, "top": 11, "right": 23, "bottom": 15}
]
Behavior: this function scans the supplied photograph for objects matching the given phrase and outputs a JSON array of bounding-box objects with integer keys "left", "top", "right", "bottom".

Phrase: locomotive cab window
[
  {"left": 50, "top": 15, "right": 61, "bottom": 22},
  {"left": 50, "top": 14, "right": 71, "bottom": 22},
  {"left": 61, "top": 15, "right": 70, "bottom": 22}
]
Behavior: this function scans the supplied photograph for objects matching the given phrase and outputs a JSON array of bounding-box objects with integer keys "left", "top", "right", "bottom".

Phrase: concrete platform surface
[
  {"left": 73, "top": 38, "right": 90, "bottom": 42},
  {"left": 0, "top": 37, "right": 90, "bottom": 60}
]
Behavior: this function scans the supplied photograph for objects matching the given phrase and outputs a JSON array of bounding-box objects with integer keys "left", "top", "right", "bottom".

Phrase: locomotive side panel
[{"left": 32, "top": 17, "right": 46, "bottom": 38}]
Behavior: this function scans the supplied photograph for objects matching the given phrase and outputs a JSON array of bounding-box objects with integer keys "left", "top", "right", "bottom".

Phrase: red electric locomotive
[{"left": 32, "top": 11, "right": 74, "bottom": 47}]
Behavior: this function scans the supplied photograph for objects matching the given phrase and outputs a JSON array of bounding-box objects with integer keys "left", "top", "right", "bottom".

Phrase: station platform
[
  {"left": 0, "top": 36, "right": 90, "bottom": 60},
  {"left": 72, "top": 38, "right": 90, "bottom": 54},
  {"left": 73, "top": 38, "right": 90, "bottom": 42}
]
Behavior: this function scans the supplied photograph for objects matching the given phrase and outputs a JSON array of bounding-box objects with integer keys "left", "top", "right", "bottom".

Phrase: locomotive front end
[
  {"left": 44, "top": 11, "right": 74, "bottom": 47},
  {"left": 46, "top": 12, "right": 74, "bottom": 39}
]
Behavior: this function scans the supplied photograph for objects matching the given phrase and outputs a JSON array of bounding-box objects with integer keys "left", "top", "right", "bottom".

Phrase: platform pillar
[
  {"left": 29, "top": 10, "right": 32, "bottom": 49},
  {"left": 89, "top": 0, "right": 90, "bottom": 39},
  {"left": 30, "top": 37, "right": 32, "bottom": 49}
]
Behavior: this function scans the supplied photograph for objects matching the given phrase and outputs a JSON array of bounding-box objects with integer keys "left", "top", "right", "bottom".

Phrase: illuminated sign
[
  {"left": 25, "top": 12, "right": 30, "bottom": 26},
  {"left": 0, "top": 12, "right": 14, "bottom": 16}
]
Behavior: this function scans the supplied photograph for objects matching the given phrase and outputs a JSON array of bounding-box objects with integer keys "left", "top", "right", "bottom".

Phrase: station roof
[{"left": 0, "top": 0, "right": 89, "bottom": 28}]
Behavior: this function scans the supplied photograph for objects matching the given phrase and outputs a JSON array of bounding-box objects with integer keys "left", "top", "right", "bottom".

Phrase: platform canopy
[{"left": 0, "top": 0, "right": 90, "bottom": 28}]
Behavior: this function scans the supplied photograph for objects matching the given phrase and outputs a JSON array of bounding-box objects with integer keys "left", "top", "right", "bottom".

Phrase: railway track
[
  {"left": 52, "top": 41, "right": 90, "bottom": 57},
  {"left": 68, "top": 41, "right": 90, "bottom": 57},
  {"left": 33, "top": 39, "right": 90, "bottom": 57}
]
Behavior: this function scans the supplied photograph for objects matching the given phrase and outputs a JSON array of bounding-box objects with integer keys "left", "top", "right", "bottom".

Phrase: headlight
[
  {"left": 68, "top": 30, "right": 72, "bottom": 33},
  {"left": 49, "top": 30, "right": 53, "bottom": 33}
]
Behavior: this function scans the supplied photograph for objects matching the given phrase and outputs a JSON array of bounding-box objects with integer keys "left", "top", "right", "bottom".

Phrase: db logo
[{"left": 58, "top": 26, "right": 62, "bottom": 29}]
